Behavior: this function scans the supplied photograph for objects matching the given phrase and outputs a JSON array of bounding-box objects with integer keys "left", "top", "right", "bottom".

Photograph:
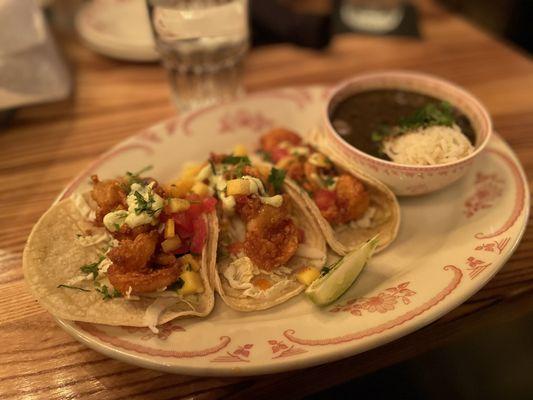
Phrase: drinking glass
[{"left": 146, "top": 0, "right": 249, "bottom": 111}]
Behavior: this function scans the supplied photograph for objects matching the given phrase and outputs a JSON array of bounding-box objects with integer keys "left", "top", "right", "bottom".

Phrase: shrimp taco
[
  {"left": 257, "top": 128, "right": 400, "bottom": 255},
  {"left": 180, "top": 148, "right": 327, "bottom": 311},
  {"left": 23, "top": 169, "right": 217, "bottom": 331}
]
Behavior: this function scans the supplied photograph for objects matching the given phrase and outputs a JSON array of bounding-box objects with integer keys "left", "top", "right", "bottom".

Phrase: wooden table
[{"left": 1, "top": 1, "right": 532, "bottom": 398}]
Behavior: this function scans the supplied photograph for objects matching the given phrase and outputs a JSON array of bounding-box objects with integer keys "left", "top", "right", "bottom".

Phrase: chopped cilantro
[
  {"left": 133, "top": 191, "right": 157, "bottom": 215},
  {"left": 257, "top": 150, "right": 272, "bottom": 162},
  {"left": 234, "top": 162, "right": 247, "bottom": 178},
  {"left": 268, "top": 167, "right": 286, "bottom": 194},
  {"left": 222, "top": 155, "right": 251, "bottom": 165},
  {"left": 126, "top": 165, "right": 153, "bottom": 181},
  {"left": 208, "top": 159, "right": 217, "bottom": 174},
  {"left": 57, "top": 284, "right": 91, "bottom": 292},
  {"left": 122, "top": 165, "right": 153, "bottom": 191},
  {"left": 80, "top": 256, "right": 105, "bottom": 280},
  {"left": 371, "top": 125, "right": 393, "bottom": 142},
  {"left": 322, "top": 175, "right": 335, "bottom": 187},
  {"left": 371, "top": 102, "right": 456, "bottom": 143},
  {"left": 399, "top": 101, "right": 455, "bottom": 130},
  {"left": 96, "top": 285, "right": 122, "bottom": 300}
]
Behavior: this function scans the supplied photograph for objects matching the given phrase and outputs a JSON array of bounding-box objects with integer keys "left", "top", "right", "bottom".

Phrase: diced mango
[
  {"left": 169, "top": 178, "right": 195, "bottom": 197},
  {"left": 251, "top": 277, "right": 273, "bottom": 290},
  {"left": 257, "top": 165, "right": 272, "bottom": 179},
  {"left": 181, "top": 254, "right": 201, "bottom": 272},
  {"left": 191, "top": 182, "right": 211, "bottom": 197},
  {"left": 233, "top": 144, "right": 248, "bottom": 157},
  {"left": 276, "top": 156, "right": 294, "bottom": 170},
  {"left": 168, "top": 198, "right": 190, "bottom": 213},
  {"left": 178, "top": 270, "right": 204, "bottom": 295},
  {"left": 161, "top": 236, "right": 182, "bottom": 253},
  {"left": 164, "top": 219, "right": 175, "bottom": 239},
  {"left": 180, "top": 163, "right": 204, "bottom": 179},
  {"left": 226, "top": 179, "right": 251, "bottom": 196},
  {"left": 295, "top": 266, "right": 320, "bottom": 286}
]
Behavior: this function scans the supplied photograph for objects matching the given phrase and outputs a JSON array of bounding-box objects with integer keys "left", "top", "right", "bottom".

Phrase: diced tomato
[
  {"left": 190, "top": 216, "right": 207, "bottom": 254},
  {"left": 173, "top": 212, "right": 194, "bottom": 238},
  {"left": 201, "top": 196, "right": 217, "bottom": 213},
  {"left": 313, "top": 189, "right": 337, "bottom": 211},
  {"left": 270, "top": 147, "right": 289, "bottom": 163},
  {"left": 173, "top": 243, "right": 190, "bottom": 255},
  {"left": 186, "top": 202, "right": 204, "bottom": 220}
]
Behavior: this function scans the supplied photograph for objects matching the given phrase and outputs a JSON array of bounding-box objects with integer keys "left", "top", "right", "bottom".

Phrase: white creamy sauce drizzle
[{"left": 103, "top": 182, "right": 164, "bottom": 232}]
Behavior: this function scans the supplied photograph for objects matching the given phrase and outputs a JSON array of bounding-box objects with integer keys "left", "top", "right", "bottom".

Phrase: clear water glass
[{"left": 146, "top": 0, "right": 249, "bottom": 111}]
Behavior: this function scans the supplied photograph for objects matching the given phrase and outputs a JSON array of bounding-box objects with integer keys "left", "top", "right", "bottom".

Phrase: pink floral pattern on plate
[
  {"left": 218, "top": 108, "right": 274, "bottom": 134},
  {"left": 211, "top": 344, "right": 253, "bottom": 363},
  {"left": 475, "top": 237, "right": 511, "bottom": 255},
  {"left": 330, "top": 282, "right": 416, "bottom": 316},
  {"left": 465, "top": 257, "right": 492, "bottom": 280},
  {"left": 268, "top": 340, "right": 307, "bottom": 359},
  {"left": 464, "top": 172, "right": 505, "bottom": 218}
]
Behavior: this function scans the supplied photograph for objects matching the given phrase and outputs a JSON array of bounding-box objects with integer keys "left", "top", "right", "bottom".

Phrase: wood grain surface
[{"left": 1, "top": 1, "right": 532, "bottom": 399}]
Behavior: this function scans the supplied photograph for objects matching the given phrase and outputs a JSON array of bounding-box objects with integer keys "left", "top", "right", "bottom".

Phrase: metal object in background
[{"left": 146, "top": 0, "right": 249, "bottom": 112}]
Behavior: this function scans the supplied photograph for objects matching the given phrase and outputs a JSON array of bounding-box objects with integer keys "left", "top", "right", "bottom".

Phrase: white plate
[
  {"left": 55, "top": 86, "right": 529, "bottom": 376},
  {"left": 75, "top": 0, "right": 159, "bottom": 62}
]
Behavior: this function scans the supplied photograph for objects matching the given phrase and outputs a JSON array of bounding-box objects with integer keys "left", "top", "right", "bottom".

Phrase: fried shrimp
[
  {"left": 243, "top": 200, "right": 299, "bottom": 271},
  {"left": 107, "top": 231, "right": 181, "bottom": 294},
  {"left": 234, "top": 195, "right": 263, "bottom": 222},
  {"left": 335, "top": 174, "right": 370, "bottom": 223},
  {"left": 107, "top": 231, "right": 158, "bottom": 272},
  {"left": 108, "top": 265, "right": 181, "bottom": 295},
  {"left": 260, "top": 128, "right": 302, "bottom": 152},
  {"left": 90, "top": 175, "right": 127, "bottom": 222}
]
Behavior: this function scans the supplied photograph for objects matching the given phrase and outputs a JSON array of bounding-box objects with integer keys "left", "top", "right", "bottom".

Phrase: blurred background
[{"left": 1, "top": 0, "right": 532, "bottom": 117}]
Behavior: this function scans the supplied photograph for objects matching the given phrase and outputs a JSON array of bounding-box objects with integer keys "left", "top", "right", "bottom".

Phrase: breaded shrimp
[
  {"left": 90, "top": 175, "right": 127, "bottom": 222},
  {"left": 260, "top": 128, "right": 302, "bottom": 152},
  {"left": 243, "top": 200, "right": 299, "bottom": 271}
]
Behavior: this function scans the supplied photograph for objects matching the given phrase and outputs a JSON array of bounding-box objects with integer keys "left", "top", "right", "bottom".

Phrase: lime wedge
[{"left": 305, "top": 235, "right": 379, "bottom": 306}]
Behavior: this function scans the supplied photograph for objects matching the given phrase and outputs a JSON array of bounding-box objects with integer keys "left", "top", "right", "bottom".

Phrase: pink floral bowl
[{"left": 323, "top": 71, "right": 493, "bottom": 196}]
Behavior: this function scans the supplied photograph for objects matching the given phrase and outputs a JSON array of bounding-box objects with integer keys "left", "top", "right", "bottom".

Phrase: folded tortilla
[
  {"left": 210, "top": 185, "right": 327, "bottom": 312},
  {"left": 23, "top": 196, "right": 216, "bottom": 327},
  {"left": 270, "top": 131, "right": 400, "bottom": 256}
]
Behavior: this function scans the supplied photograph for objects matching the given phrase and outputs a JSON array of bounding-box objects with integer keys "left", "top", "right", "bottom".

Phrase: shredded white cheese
[{"left": 382, "top": 125, "right": 474, "bottom": 165}]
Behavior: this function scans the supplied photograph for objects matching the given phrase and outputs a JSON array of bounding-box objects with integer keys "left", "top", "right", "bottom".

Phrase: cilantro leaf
[
  {"left": 322, "top": 175, "right": 335, "bottom": 187},
  {"left": 257, "top": 150, "right": 272, "bottom": 162},
  {"left": 80, "top": 256, "right": 104, "bottom": 280},
  {"left": 371, "top": 102, "right": 456, "bottom": 145},
  {"left": 208, "top": 159, "right": 217, "bottom": 174},
  {"left": 96, "top": 285, "right": 122, "bottom": 300},
  {"left": 222, "top": 155, "right": 251, "bottom": 165},
  {"left": 268, "top": 167, "right": 286, "bottom": 194},
  {"left": 57, "top": 284, "right": 91, "bottom": 292},
  {"left": 133, "top": 191, "right": 157, "bottom": 215},
  {"left": 123, "top": 165, "right": 153, "bottom": 191}
]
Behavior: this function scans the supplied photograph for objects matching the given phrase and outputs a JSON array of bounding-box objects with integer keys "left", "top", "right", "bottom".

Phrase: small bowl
[{"left": 323, "top": 70, "right": 492, "bottom": 196}]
